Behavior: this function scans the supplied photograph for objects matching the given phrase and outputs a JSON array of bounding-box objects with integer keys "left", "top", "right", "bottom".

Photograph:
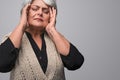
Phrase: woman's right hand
[
  {"left": 9, "top": 4, "right": 31, "bottom": 48},
  {"left": 19, "top": 3, "right": 30, "bottom": 30}
]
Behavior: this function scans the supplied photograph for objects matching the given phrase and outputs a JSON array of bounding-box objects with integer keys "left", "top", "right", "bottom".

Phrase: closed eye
[
  {"left": 31, "top": 5, "right": 39, "bottom": 11},
  {"left": 42, "top": 8, "right": 49, "bottom": 14}
]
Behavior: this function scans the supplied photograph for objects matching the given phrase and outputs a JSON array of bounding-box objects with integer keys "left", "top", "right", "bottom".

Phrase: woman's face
[{"left": 28, "top": 0, "right": 50, "bottom": 29}]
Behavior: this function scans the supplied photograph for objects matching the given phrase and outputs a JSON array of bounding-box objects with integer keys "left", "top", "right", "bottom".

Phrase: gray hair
[{"left": 23, "top": 0, "right": 57, "bottom": 9}]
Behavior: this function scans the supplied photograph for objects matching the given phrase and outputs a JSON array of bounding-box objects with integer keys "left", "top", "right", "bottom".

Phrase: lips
[{"left": 34, "top": 18, "right": 43, "bottom": 22}]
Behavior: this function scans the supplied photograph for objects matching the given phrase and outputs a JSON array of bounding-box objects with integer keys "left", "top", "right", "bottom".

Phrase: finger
[
  {"left": 22, "top": 3, "right": 31, "bottom": 14},
  {"left": 49, "top": 7, "right": 53, "bottom": 18},
  {"left": 51, "top": 7, "right": 56, "bottom": 21},
  {"left": 24, "top": 3, "right": 31, "bottom": 9},
  {"left": 52, "top": 7, "right": 56, "bottom": 17},
  {"left": 49, "top": 7, "right": 56, "bottom": 24}
]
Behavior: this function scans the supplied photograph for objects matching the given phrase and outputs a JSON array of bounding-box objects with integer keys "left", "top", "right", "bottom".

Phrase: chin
[
  {"left": 30, "top": 22, "right": 43, "bottom": 26},
  {"left": 34, "top": 25, "right": 45, "bottom": 28},
  {"left": 29, "top": 21, "right": 48, "bottom": 29}
]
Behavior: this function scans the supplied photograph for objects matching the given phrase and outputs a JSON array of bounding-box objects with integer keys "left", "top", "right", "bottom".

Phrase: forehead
[{"left": 31, "top": 0, "right": 49, "bottom": 8}]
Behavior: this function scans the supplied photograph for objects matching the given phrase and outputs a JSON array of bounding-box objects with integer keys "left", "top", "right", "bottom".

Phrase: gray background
[{"left": 0, "top": 0, "right": 120, "bottom": 80}]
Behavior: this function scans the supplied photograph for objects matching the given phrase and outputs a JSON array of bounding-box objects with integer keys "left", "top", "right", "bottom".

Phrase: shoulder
[{"left": 1, "top": 32, "right": 11, "bottom": 43}]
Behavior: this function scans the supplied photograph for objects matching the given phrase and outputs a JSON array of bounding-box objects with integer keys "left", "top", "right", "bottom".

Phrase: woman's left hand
[
  {"left": 46, "top": 7, "right": 57, "bottom": 32},
  {"left": 45, "top": 7, "right": 70, "bottom": 55}
]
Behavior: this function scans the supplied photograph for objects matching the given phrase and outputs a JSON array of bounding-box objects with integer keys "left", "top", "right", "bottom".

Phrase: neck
[{"left": 26, "top": 27, "right": 45, "bottom": 38}]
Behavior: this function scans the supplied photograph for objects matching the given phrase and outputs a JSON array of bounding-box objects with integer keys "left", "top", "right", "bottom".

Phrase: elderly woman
[{"left": 0, "top": 0, "right": 84, "bottom": 80}]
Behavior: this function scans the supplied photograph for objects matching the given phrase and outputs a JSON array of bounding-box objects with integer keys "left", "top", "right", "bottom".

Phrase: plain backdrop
[{"left": 0, "top": 0, "right": 120, "bottom": 80}]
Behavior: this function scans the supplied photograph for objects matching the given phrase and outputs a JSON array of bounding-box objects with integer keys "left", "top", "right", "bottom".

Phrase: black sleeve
[
  {"left": 60, "top": 43, "right": 84, "bottom": 70},
  {"left": 0, "top": 38, "right": 19, "bottom": 73}
]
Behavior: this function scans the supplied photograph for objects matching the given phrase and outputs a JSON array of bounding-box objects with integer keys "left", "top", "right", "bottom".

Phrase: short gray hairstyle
[{"left": 23, "top": 0, "right": 57, "bottom": 9}]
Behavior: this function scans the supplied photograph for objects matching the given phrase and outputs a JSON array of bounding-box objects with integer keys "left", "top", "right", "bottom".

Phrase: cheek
[
  {"left": 44, "top": 15, "right": 50, "bottom": 22},
  {"left": 27, "top": 12, "right": 34, "bottom": 22},
  {"left": 27, "top": 16, "right": 32, "bottom": 24}
]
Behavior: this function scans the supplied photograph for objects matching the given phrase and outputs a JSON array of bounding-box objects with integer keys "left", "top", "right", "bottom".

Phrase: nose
[{"left": 37, "top": 8, "right": 43, "bottom": 17}]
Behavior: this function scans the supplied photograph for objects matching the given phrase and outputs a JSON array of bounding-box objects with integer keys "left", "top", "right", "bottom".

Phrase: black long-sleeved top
[{"left": 0, "top": 32, "right": 84, "bottom": 73}]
